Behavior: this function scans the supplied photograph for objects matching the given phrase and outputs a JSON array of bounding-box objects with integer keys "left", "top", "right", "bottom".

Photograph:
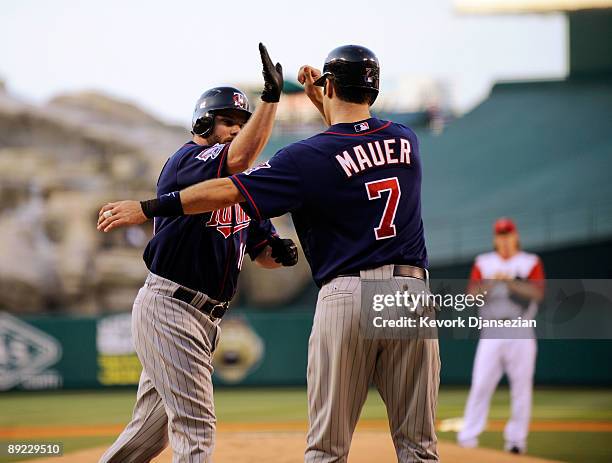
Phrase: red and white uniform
[{"left": 458, "top": 251, "right": 545, "bottom": 452}]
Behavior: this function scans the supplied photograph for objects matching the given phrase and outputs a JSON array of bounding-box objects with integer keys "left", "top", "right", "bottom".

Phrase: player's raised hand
[
  {"left": 298, "top": 65, "right": 323, "bottom": 100},
  {"left": 97, "top": 200, "right": 148, "bottom": 233},
  {"left": 493, "top": 272, "right": 512, "bottom": 281},
  {"left": 259, "top": 43, "right": 283, "bottom": 103},
  {"left": 298, "top": 65, "right": 322, "bottom": 86},
  {"left": 298, "top": 65, "right": 325, "bottom": 119}
]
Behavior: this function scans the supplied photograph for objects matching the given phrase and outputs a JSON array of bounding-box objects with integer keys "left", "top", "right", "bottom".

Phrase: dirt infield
[{"left": 22, "top": 428, "right": 565, "bottom": 463}]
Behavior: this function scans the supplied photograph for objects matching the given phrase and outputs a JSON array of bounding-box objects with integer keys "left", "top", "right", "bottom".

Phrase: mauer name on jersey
[
  {"left": 335, "top": 138, "right": 412, "bottom": 178},
  {"left": 206, "top": 204, "right": 251, "bottom": 238}
]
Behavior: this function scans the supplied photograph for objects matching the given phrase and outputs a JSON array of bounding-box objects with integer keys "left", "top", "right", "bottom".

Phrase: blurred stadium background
[{"left": 1, "top": 1, "right": 611, "bottom": 462}]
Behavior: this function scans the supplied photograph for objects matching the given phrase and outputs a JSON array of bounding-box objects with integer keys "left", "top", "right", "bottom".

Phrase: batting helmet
[
  {"left": 313, "top": 45, "right": 380, "bottom": 103},
  {"left": 191, "top": 86, "right": 251, "bottom": 137}
]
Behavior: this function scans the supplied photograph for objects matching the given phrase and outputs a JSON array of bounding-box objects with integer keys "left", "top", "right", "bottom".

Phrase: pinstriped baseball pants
[
  {"left": 306, "top": 266, "right": 440, "bottom": 462},
  {"left": 99, "top": 273, "right": 221, "bottom": 463}
]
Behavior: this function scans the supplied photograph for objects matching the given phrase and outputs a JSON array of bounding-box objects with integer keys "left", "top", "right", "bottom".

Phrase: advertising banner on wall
[
  {"left": 0, "top": 310, "right": 313, "bottom": 391},
  {"left": 2, "top": 304, "right": 610, "bottom": 391}
]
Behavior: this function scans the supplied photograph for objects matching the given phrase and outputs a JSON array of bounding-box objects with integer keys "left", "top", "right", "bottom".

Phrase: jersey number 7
[{"left": 365, "top": 177, "right": 401, "bottom": 240}]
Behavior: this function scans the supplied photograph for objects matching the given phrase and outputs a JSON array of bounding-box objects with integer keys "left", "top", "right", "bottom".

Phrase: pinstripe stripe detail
[
  {"left": 100, "top": 287, "right": 170, "bottom": 463},
  {"left": 306, "top": 272, "right": 440, "bottom": 463},
  {"left": 101, "top": 274, "right": 219, "bottom": 463}
]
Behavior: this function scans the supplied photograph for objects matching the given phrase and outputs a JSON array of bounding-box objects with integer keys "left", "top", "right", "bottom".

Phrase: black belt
[
  {"left": 332, "top": 264, "right": 428, "bottom": 283},
  {"left": 172, "top": 286, "right": 229, "bottom": 320}
]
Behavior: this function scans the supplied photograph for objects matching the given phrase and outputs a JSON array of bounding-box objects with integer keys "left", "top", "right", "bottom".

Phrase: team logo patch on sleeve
[
  {"left": 195, "top": 144, "right": 225, "bottom": 162},
  {"left": 354, "top": 121, "right": 370, "bottom": 133},
  {"left": 244, "top": 161, "right": 271, "bottom": 175}
]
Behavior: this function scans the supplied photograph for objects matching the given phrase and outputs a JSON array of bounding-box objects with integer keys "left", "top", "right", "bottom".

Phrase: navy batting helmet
[
  {"left": 192, "top": 86, "right": 251, "bottom": 137},
  {"left": 314, "top": 45, "right": 380, "bottom": 103}
]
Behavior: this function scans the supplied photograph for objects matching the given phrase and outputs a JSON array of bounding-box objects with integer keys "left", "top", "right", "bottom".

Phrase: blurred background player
[{"left": 457, "top": 217, "right": 545, "bottom": 455}]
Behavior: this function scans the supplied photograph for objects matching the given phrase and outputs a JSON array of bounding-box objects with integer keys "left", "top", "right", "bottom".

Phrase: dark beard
[{"left": 206, "top": 134, "right": 234, "bottom": 145}]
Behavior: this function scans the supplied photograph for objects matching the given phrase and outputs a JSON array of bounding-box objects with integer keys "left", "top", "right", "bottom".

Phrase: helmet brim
[
  {"left": 313, "top": 72, "right": 333, "bottom": 87},
  {"left": 212, "top": 107, "right": 252, "bottom": 121}
]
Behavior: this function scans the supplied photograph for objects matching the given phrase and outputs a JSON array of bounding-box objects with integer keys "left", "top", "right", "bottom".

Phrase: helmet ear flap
[{"left": 193, "top": 112, "right": 214, "bottom": 137}]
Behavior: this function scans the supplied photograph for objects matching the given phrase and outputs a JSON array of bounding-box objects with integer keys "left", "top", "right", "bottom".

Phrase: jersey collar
[
  {"left": 324, "top": 118, "right": 391, "bottom": 137},
  {"left": 183, "top": 140, "right": 213, "bottom": 150}
]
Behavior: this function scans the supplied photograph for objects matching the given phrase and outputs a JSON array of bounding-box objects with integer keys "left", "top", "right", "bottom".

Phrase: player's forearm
[
  {"left": 226, "top": 102, "right": 278, "bottom": 174},
  {"left": 97, "top": 179, "right": 244, "bottom": 232},
  {"left": 225, "top": 43, "right": 282, "bottom": 174},
  {"left": 180, "top": 178, "right": 244, "bottom": 215},
  {"left": 306, "top": 92, "right": 327, "bottom": 125},
  {"left": 506, "top": 280, "right": 544, "bottom": 303},
  {"left": 467, "top": 283, "right": 488, "bottom": 297},
  {"left": 298, "top": 65, "right": 329, "bottom": 126}
]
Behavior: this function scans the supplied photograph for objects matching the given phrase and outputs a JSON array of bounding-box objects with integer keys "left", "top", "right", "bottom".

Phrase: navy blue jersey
[
  {"left": 230, "top": 118, "right": 427, "bottom": 287},
  {"left": 144, "top": 141, "right": 276, "bottom": 300}
]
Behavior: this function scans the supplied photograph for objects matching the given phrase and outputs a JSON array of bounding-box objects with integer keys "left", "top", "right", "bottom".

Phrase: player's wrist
[
  {"left": 261, "top": 89, "right": 281, "bottom": 103},
  {"left": 258, "top": 98, "right": 279, "bottom": 106},
  {"left": 140, "top": 192, "right": 184, "bottom": 219}
]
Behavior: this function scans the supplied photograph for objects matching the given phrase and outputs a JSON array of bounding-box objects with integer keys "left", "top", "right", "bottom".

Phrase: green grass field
[{"left": 1, "top": 387, "right": 611, "bottom": 462}]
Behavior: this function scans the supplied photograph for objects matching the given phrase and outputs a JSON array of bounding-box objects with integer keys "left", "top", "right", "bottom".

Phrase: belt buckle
[{"left": 208, "top": 302, "right": 228, "bottom": 320}]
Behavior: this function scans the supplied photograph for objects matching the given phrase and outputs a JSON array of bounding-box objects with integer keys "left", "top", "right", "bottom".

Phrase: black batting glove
[
  {"left": 269, "top": 236, "right": 298, "bottom": 267},
  {"left": 259, "top": 43, "right": 283, "bottom": 103}
]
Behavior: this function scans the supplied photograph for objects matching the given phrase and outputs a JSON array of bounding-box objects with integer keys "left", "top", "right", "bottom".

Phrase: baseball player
[
  {"left": 98, "top": 45, "right": 440, "bottom": 462},
  {"left": 457, "top": 217, "right": 545, "bottom": 454},
  {"left": 97, "top": 44, "right": 298, "bottom": 463}
]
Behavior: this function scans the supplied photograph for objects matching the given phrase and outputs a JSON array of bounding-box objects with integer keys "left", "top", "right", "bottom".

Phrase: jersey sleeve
[
  {"left": 245, "top": 219, "right": 278, "bottom": 260},
  {"left": 527, "top": 257, "right": 546, "bottom": 291},
  {"left": 467, "top": 262, "right": 483, "bottom": 293},
  {"left": 176, "top": 143, "right": 230, "bottom": 187},
  {"left": 229, "top": 148, "right": 303, "bottom": 220}
]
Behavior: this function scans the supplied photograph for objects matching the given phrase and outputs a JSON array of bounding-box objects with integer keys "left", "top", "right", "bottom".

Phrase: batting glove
[
  {"left": 259, "top": 43, "right": 283, "bottom": 103},
  {"left": 269, "top": 236, "right": 298, "bottom": 266}
]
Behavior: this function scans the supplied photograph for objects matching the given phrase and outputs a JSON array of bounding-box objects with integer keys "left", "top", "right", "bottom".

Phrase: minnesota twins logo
[
  {"left": 364, "top": 67, "right": 377, "bottom": 84},
  {"left": 206, "top": 204, "right": 251, "bottom": 238},
  {"left": 233, "top": 92, "right": 248, "bottom": 110}
]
